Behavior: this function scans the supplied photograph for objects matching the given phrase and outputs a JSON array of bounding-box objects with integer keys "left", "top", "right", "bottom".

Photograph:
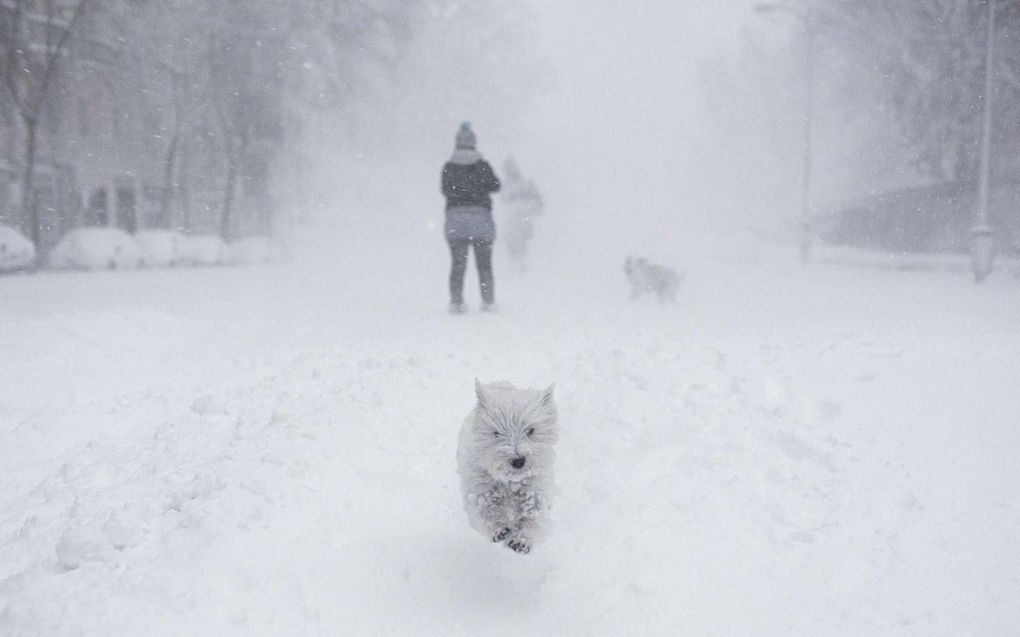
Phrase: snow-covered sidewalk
[{"left": 1, "top": 250, "right": 1018, "bottom": 635}]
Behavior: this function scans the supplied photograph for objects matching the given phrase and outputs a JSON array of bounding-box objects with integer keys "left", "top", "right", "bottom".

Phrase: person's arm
[
  {"left": 528, "top": 183, "right": 543, "bottom": 213},
  {"left": 484, "top": 162, "right": 501, "bottom": 193},
  {"left": 441, "top": 164, "right": 454, "bottom": 198}
]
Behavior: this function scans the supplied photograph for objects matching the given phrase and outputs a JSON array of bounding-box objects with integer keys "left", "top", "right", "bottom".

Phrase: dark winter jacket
[{"left": 442, "top": 154, "right": 501, "bottom": 211}]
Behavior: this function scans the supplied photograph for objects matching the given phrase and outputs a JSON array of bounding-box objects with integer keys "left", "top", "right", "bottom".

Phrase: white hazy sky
[
  {"left": 519, "top": 1, "right": 755, "bottom": 257},
  {"left": 291, "top": 1, "right": 759, "bottom": 270}
]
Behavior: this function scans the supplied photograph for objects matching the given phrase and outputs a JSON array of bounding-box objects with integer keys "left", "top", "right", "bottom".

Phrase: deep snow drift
[{"left": 0, "top": 234, "right": 1018, "bottom": 636}]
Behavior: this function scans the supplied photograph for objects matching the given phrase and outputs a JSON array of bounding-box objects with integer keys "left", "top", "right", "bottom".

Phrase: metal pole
[
  {"left": 752, "top": 2, "right": 815, "bottom": 263},
  {"left": 800, "top": 15, "right": 814, "bottom": 264},
  {"left": 971, "top": 0, "right": 997, "bottom": 283}
]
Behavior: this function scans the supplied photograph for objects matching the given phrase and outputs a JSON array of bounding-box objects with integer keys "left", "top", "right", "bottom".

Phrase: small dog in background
[
  {"left": 457, "top": 379, "right": 558, "bottom": 554},
  {"left": 624, "top": 255, "right": 682, "bottom": 302}
]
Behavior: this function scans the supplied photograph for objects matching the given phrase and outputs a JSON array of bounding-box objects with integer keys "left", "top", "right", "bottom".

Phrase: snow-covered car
[
  {"left": 136, "top": 229, "right": 186, "bottom": 267},
  {"left": 0, "top": 224, "right": 36, "bottom": 272},
  {"left": 180, "top": 234, "right": 227, "bottom": 266},
  {"left": 49, "top": 227, "right": 142, "bottom": 270},
  {"left": 225, "top": 237, "right": 284, "bottom": 265}
]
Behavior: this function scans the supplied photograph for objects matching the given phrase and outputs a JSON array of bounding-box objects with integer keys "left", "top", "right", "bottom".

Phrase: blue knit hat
[{"left": 455, "top": 122, "right": 476, "bottom": 149}]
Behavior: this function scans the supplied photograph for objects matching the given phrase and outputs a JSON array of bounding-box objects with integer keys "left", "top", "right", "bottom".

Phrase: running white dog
[
  {"left": 624, "top": 255, "right": 682, "bottom": 302},
  {"left": 457, "top": 380, "right": 558, "bottom": 554}
]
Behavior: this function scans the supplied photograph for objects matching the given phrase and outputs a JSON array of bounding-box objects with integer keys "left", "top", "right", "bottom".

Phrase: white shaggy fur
[{"left": 457, "top": 379, "right": 558, "bottom": 554}]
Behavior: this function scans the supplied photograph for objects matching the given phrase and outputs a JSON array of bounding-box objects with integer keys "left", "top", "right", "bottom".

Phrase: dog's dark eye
[
  {"left": 493, "top": 430, "right": 502, "bottom": 437},
  {"left": 526, "top": 427, "right": 535, "bottom": 437}
]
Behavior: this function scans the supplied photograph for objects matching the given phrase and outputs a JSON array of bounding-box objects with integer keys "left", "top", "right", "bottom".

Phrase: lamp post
[
  {"left": 971, "top": 0, "right": 997, "bottom": 283},
  {"left": 755, "top": 3, "right": 815, "bottom": 264}
]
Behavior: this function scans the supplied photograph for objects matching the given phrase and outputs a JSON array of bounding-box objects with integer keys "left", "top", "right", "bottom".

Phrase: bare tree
[
  {"left": 815, "top": 0, "right": 1020, "bottom": 186},
  {"left": 125, "top": 0, "right": 209, "bottom": 231},
  {"left": 202, "top": 2, "right": 281, "bottom": 241},
  {"left": 0, "top": 0, "right": 94, "bottom": 251}
]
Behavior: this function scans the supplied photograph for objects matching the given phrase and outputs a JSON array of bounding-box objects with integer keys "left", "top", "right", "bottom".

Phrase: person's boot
[
  {"left": 449, "top": 301, "right": 468, "bottom": 315},
  {"left": 480, "top": 302, "right": 497, "bottom": 313}
]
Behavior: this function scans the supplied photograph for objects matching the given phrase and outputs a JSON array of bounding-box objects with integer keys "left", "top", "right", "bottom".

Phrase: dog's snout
[{"left": 510, "top": 456, "right": 526, "bottom": 469}]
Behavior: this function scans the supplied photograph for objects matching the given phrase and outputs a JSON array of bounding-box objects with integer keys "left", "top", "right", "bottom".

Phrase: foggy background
[
  {"left": 289, "top": 0, "right": 758, "bottom": 273},
  {"left": 4, "top": 0, "right": 1018, "bottom": 274},
  {"left": 2, "top": 1, "right": 1019, "bottom": 635}
]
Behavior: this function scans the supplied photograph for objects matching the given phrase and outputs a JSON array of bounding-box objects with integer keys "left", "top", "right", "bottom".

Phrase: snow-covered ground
[{"left": 1, "top": 236, "right": 1018, "bottom": 636}]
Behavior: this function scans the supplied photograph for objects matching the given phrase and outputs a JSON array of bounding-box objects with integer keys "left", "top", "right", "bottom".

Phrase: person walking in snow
[
  {"left": 442, "top": 122, "right": 501, "bottom": 313},
  {"left": 500, "top": 157, "right": 544, "bottom": 272}
]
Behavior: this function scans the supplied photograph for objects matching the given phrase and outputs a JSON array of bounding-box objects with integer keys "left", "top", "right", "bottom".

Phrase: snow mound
[
  {"left": 0, "top": 224, "right": 36, "bottom": 272},
  {"left": 135, "top": 230, "right": 186, "bottom": 268},
  {"left": 55, "top": 529, "right": 117, "bottom": 570},
  {"left": 225, "top": 237, "right": 284, "bottom": 265},
  {"left": 49, "top": 227, "right": 142, "bottom": 270},
  {"left": 180, "top": 234, "right": 227, "bottom": 266}
]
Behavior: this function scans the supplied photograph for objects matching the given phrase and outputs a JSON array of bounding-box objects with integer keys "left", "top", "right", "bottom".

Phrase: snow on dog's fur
[{"left": 457, "top": 379, "right": 558, "bottom": 554}]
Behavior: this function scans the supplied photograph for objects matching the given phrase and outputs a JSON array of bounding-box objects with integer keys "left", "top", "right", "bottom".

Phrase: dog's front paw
[
  {"left": 491, "top": 527, "right": 511, "bottom": 543},
  {"left": 506, "top": 539, "right": 531, "bottom": 554},
  {"left": 520, "top": 491, "right": 541, "bottom": 517}
]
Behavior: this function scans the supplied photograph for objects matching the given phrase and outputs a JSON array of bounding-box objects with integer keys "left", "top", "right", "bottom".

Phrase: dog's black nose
[{"left": 510, "top": 457, "right": 526, "bottom": 469}]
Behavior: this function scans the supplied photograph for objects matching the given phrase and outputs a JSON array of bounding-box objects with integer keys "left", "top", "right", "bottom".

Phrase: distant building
[
  {"left": 0, "top": 2, "right": 165, "bottom": 250},
  {"left": 0, "top": 0, "right": 279, "bottom": 251}
]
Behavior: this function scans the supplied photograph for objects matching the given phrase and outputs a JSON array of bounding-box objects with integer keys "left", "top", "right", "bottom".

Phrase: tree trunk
[
  {"left": 159, "top": 134, "right": 180, "bottom": 229},
  {"left": 221, "top": 149, "right": 238, "bottom": 242},
  {"left": 20, "top": 117, "right": 40, "bottom": 254},
  {"left": 179, "top": 138, "right": 192, "bottom": 232},
  {"left": 220, "top": 131, "right": 251, "bottom": 242}
]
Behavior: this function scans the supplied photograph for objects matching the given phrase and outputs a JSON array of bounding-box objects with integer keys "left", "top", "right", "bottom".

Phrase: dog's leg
[
  {"left": 519, "top": 487, "right": 542, "bottom": 518},
  {"left": 506, "top": 488, "right": 544, "bottom": 554},
  {"left": 480, "top": 485, "right": 513, "bottom": 543}
]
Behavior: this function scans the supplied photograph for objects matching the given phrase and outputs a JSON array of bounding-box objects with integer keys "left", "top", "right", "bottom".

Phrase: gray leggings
[{"left": 449, "top": 239, "right": 493, "bottom": 305}]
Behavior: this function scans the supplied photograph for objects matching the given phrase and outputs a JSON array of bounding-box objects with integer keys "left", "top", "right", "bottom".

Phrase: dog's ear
[
  {"left": 541, "top": 383, "right": 556, "bottom": 408},
  {"left": 475, "top": 378, "right": 491, "bottom": 408}
]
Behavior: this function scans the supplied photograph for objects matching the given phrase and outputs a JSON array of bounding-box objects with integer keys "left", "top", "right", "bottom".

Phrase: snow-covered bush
[
  {"left": 225, "top": 237, "right": 284, "bottom": 265},
  {"left": 180, "top": 234, "right": 227, "bottom": 266},
  {"left": 0, "top": 224, "right": 36, "bottom": 272},
  {"left": 49, "top": 227, "right": 142, "bottom": 270},
  {"left": 136, "top": 230, "right": 186, "bottom": 267}
]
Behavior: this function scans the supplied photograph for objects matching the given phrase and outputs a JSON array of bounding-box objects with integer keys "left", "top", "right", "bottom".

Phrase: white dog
[
  {"left": 624, "top": 255, "right": 682, "bottom": 302},
  {"left": 457, "top": 379, "right": 558, "bottom": 554}
]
